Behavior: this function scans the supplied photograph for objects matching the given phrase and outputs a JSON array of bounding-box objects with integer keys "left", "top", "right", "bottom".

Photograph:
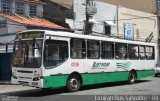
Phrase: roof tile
[{"left": 0, "top": 13, "right": 66, "bottom": 30}]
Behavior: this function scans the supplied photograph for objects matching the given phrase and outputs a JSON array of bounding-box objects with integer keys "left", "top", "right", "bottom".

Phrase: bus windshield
[{"left": 12, "top": 39, "right": 43, "bottom": 68}]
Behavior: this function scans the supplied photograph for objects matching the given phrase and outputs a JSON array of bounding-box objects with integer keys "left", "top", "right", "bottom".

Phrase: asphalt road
[{"left": 0, "top": 76, "right": 160, "bottom": 101}]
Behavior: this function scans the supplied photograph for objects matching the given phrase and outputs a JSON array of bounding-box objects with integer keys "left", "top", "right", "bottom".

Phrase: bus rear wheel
[
  {"left": 128, "top": 71, "right": 136, "bottom": 84},
  {"left": 155, "top": 74, "right": 158, "bottom": 77},
  {"left": 67, "top": 75, "right": 81, "bottom": 92}
]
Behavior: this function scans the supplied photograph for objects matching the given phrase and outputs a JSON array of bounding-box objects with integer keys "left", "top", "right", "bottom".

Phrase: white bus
[{"left": 11, "top": 30, "right": 157, "bottom": 92}]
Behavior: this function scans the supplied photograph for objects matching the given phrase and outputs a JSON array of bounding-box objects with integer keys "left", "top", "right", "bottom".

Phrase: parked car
[{"left": 155, "top": 66, "right": 160, "bottom": 77}]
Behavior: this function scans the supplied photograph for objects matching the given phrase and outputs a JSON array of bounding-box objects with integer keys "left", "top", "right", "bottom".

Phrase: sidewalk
[
  {"left": 0, "top": 81, "right": 34, "bottom": 94},
  {"left": 0, "top": 81, "right": 11, "bottom": 85}
]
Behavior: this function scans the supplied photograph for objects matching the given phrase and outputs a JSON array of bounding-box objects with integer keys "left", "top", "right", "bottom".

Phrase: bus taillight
[{"left": 32, "top": 82, "right": 38, "bottom": 86}]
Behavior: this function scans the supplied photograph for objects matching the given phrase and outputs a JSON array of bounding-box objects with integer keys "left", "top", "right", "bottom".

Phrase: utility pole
[
  {"left": 86, "top": 0, "right": 90, "bottom": 22},
  {"left": 84, "top": 0, "right": 89, "bottom": 35},
  {"left": 84, "top": 0, "right": 97, "bottom": 35}
]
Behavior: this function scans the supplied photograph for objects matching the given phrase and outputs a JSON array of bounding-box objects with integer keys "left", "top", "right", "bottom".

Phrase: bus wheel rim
[
  {"left": 70, "top": 78, "right": 78, "bottom": 89},
  {"left": 130, "top": 73, "right": 135, "bottom": 82}
]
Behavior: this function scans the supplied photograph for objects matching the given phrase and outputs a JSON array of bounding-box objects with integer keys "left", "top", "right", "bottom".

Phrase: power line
[{"left": 73, "top": 15, "right": 157, "bottom": 22}]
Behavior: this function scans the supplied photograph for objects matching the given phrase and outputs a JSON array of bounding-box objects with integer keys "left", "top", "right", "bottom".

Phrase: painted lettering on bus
[
  {"left": 92, "top": 62, "right": 110, "bottom": 69},
  {"left": 71, "top": 62, "right": 79, "bottom": 67}
]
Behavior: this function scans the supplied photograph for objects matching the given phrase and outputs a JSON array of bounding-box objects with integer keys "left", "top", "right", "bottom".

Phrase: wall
[
  {"left": 43, "top": 0, "right": 73, "bottom": 20},
  {"left": 98, "top": 0, "right": 156, "bottom": 14},
  {"left": 7, "top": 19, "right": 26, "bottom": 34},
  {"left": 0, "top": 53, "right": 12, "bottom": 80},
  {"left": 0, "top": 17, "right": 8, "bottom": 35},
  {"left": 49, "top": 0, "right": 73, "bottom": 6},
  {"left": 118, "top": 6, "right": 158, "bottom": 43}
]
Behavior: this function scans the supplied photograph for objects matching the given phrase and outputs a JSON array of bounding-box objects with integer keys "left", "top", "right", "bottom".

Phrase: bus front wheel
[
  {"left": 128, "top": 71, "right": 136, "bottom": 84},
  {"left": 67, "top": 75, "right": 81, "bottom": 92}
]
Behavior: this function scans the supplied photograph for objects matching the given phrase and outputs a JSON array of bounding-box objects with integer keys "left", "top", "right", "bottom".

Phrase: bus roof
[{"left": 19, "top": 30, "right": 156, "bottom": 46}]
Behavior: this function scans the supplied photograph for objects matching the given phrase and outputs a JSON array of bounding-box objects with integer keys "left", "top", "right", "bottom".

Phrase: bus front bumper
[{"left": 11, "top": 77, "right": 43, "bottom": 88}]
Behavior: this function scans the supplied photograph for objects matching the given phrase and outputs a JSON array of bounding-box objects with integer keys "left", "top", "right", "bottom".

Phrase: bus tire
[
  {"left": 128, "top": 71, "right": 136, "bottom": 84},
  {"left": 155, "top": 74, "right": 158, "bottom": 77},
  {"left": 67, "top": 75, "right": 81, "bottom": 92}
]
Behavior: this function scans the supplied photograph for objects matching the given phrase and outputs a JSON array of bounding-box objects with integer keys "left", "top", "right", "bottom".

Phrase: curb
[
  {"left": 0, "top": 82, "right": 11, "bottom": 85},
  {"left": 0, "top": 81, "right": 19, "bottom": 85},
  {"left": 0, "top": 83, "right": 19, "bottom": 85}
]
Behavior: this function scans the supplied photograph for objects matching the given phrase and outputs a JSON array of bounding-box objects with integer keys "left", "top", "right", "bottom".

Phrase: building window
[
  {"left": 1, "top": 0, "right": 11, "bottom": 13},
  {"left": 0, "top": 20, "right": 7, "bottom": 28},
  {"left": 104, "top": 25, "right": 111, "bottom": 35},
  {"left": 16, "top": 2, "right": 24, "bottom": 14},
  {"left": 29, "top": 4, "right": 37, "bottom": 17},
  {"left": 71, "top": 38, "right": 86, "bottom": 59}
]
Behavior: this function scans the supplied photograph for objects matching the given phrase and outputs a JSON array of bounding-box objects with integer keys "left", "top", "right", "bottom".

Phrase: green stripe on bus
[
  {"left": 137, "top": 70, "right": 155, "bottom": 79},
  {"left": 43, "top": 70, "right": 155, "bottom": 88},
  {"left": 82, "top": 71, "right": 129, "bottom": 85},
  {"left": 82, "top": 70, "right": 155, "bottom": 85},
  {"left": 43, "top": 75, "right": 69, "bottom": 88}
]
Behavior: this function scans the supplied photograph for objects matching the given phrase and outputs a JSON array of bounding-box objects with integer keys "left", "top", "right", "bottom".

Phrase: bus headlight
[
  {"left": 156, "top": 70, "right": 160, "bottom": 73},
  {"left": 12, "top": 74, "right": 17, "bottom": 79},
  {"left": 33, "top": 77, "right": 41, "bottom": 81},
  {"left": 11, "top": 71, "right": 18, "bottom": 79}
]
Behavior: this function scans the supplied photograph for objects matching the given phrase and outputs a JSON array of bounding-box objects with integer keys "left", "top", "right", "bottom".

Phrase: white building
[
  {"left": 66, "top": 0, "right": 158, "bottom": 44},
  {"left": 66, "top": 0, "right": 118, "bottom": 36},
  {"left": 118, "top": 6, "right": 158, "bottom": 43}
]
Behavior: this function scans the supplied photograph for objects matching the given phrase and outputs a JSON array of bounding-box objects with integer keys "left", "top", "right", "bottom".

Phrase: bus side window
[
  {"left": 115, "top": 43, "right": 127, "bottom": 59},
  {"left": 70, "top": 38, "right": 86, "bottom": 59},
  {"left": 101, "top": 41, "right": 114, "bottom": 59},
  {"left": 87, "top": 40, "right": 100, "bottom": 59},
  {"left": 128, "top": 44, "right": 139, "bottom": 59},
  {"left": 139, "top": 46, "right": 145, "bottom": 60},
  {"left": 146, "top": 46, "right": 154, "bottom": 60},
  {"left": 44, "top": 40, "right": 68, "bottom": 68}
]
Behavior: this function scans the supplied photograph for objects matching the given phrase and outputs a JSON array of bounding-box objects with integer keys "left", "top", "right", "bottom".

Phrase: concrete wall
[
  {"left": 118, "top": 6, "right": 158, "bottom": 43},
  {"left": 98, "top": 0, "right": 156, "bottom": 14},
  {"left": 43, "top": 0, "right": 73, "bottom": 20},
  {"left": 7, "top": 19, "right": 26, "bottom": 34},
  {"left": 0, "top": 16, "right": 26, "bottom": 35},
  {"left": 0, "top": 17, "right": 8, "bottom": 35}
]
